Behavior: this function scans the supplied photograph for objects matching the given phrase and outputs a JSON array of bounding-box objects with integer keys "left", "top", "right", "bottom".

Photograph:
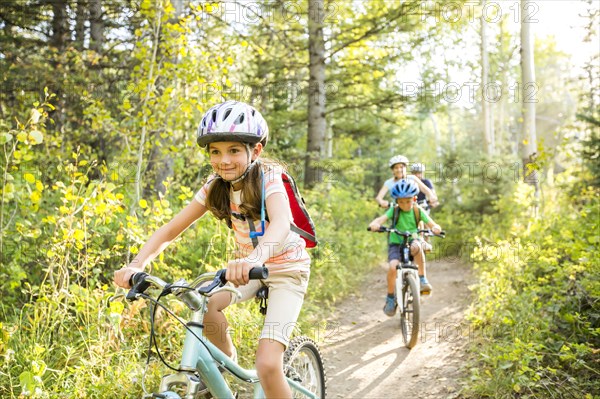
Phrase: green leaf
[
  {"left": 0, "top": 133, "right": 12, "bottom": 144},
  {"left": 19, "top": 371, "right": 41, "bottom": 396}
]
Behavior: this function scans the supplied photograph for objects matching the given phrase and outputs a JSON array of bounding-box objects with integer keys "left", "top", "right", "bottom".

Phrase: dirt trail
[{"left": 322, "top": 259, "right": 474, "bottom": 399}]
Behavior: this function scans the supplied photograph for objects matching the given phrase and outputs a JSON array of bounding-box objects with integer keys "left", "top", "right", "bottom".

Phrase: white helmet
[
  {"left": 411, "top": 163, "right": 425, "bottom": 172},
  {"left": 389, "top": 155, "right": 409, "bottom": 168},
  {"left": 197, "top": 101, "right": 269, "bottom": 148}
]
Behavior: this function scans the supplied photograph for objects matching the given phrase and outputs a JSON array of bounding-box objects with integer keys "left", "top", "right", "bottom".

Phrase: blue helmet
[{"left": 390, "top": 179, "right": 419, "bottom": 199}]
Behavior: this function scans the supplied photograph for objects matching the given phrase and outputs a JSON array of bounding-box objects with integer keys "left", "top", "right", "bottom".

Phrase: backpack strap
[
  {"left": 392, "top": 205, "right": 400, "bottom": 228},
  {"left": 413, "top": 202, "right": 421, "bottom": 227},
  {"left": 290, "top": 224, "right": 317, "bottom": 243},
  {"left": 247, "top": 219, "right": 259, "bottom": 248}
]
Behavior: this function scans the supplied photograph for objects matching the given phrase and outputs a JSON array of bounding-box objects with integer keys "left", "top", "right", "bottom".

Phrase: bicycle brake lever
[{"left": 198, "top": 270, "right": 227, "bottom": 295}]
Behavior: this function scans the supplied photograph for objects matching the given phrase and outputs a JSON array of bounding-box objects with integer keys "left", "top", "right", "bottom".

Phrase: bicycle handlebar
[
  {"left": 126, "top": 266, "right": 269, "bottom": 306},
  {"left": 367, "top": 226, "right": 446, "bottom": 238}
]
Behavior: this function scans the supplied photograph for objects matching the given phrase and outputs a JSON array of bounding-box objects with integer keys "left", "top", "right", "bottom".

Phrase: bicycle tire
[
  {"left": 400, "top": 273, "right": 420, "bottom": 349},
  {"left": 283, "top": 336, "right": 326, "bottom": 399}
]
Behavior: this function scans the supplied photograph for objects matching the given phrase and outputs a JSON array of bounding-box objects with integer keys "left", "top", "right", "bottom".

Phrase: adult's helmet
[
  {"left": 411, "top": 163, "right": 425, "bottom": 172},
  {"left": 197, "top": 101, "right": 269, "bottom": 148},
  {"left": 390, "top": 179, "right": 420, "bottom": 199},
  {"left": 388, "top": 155, "right": 409, "bottom": 168}
]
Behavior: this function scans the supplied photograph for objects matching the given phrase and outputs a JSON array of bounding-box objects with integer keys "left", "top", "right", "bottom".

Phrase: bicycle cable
[{"left": 139, "top": 286, "right": 258, "bottom": 383}]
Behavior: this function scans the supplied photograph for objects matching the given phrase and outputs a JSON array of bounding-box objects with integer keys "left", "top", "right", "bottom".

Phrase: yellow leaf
[
  {"left": 16, "top": 132, "right": 27, "bottom": 142},
  {"left": 36, "top": 181, "right": 43, "bottom": 192},
  {"left": 139, "top": 199, "right": 148, "bottom": 209},
  {"left": 241, "top": 40, "right": 248, "bottom": 47},
  {"left": 30, "top": 191, "right": 41, "bottom": 203},
  {"left": 95, "top": 203, "right": 107, "bottom": 215},
  {"left": 73, "top": 229, "right": 85, "bottom": 241},
  {"left": 47, "top": 249, "right": 55, "bottom": 257},
  {"left": 109, "top": 301, "right": 124, "bottom": 315},
  {"left": 227, "top": 56, "right": 234, "bottom": 65},
  {"left": 59, "top": 206, "right": 70, "bottom": 214},
  {"left": 24, "top": 173, "right": 36, "bottom": 184}
]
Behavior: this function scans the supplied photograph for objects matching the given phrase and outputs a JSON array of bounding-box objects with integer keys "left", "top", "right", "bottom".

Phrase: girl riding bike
[
  {"left": 114, "top": 100, "right": 311, "bottom": 399},
  {"left": 369, "top": 179, "right": 442, "bottom": 316}
]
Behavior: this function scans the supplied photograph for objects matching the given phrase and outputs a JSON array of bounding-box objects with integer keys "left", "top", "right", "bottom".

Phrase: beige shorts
[{"left": 229, "top": 270, "right": 309, "bottom": 348}]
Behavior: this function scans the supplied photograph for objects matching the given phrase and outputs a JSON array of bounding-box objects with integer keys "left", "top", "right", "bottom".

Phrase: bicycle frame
[
  {"left": 131, "top": 272, "right": 318, "bottom": 399},
  {"left": 394, "top": 236, "right": 420, "bottom": 315}
]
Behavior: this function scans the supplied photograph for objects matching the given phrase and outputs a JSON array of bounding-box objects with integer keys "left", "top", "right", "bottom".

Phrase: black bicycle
[{"left": 369, "top": 227, "right": 445, "bottom": 348}]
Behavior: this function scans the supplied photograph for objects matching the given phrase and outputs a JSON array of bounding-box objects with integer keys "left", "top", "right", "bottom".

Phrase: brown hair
[{"left": 205, "top": 156, "right": 285, "bottom": 225}]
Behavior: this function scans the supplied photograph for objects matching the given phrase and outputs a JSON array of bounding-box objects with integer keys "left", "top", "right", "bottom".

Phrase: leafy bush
[{"left": 463, "top": 181, "right": 599, "bottom": 398}]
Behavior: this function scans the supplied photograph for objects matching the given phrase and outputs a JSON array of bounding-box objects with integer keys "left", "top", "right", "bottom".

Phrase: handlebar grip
[
  {"left": 126, "top": 272, "right": 150, "bottom": 301},
  {"left": 366, "top": 227, "right": 387, "bottom": 232},
  {"left": 249, "top": 266, "right": 269, "bottom": 280}
]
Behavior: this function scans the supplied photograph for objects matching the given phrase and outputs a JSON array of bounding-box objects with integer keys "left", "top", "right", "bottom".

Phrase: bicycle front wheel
[
  {"left": 400, "top": 273, "right": 421, "bottom": 349},
  {"left": 283, "top": 336, "right": 326, "bottom": 399}
]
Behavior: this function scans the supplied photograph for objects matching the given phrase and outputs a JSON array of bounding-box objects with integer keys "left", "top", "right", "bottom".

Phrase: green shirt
[{"left": 385, "top": 206, "right": 430, "bottom": 244}]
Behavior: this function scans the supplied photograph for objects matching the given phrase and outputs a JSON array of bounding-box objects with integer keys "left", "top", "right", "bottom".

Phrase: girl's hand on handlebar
[
  {"left": 114, "top": 266, "right": 143, "bottom": 289},
  {"left": 379, "top": 200, "right": 389, "bottom": 208},
  {"left": 431, "top": 225, "right": 442, "bottom": 235},
  {"left": 227, "top": 258, "right": 261, "bottom": 287}
]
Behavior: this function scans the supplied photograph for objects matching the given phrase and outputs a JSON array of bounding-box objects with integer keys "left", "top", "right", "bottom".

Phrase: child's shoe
[
  {"left": 383, "top": 296, "right": 397, "bottom": 316},
  {"left": 420, "top": 276, "right": 432, "bottom": 295}
]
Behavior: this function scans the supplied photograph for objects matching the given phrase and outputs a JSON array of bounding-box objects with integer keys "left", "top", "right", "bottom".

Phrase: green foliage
[{"left": 463, "top": 181, "right": 600, "bottom": 398}]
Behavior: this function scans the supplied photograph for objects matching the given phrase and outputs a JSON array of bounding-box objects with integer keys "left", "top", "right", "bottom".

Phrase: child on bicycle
[
  {"left": 375, "top": 155, "right": 439, "bottom": 209},
  {"left": 410, "top": 162, "right": 437, "bottom": 213},
  {"left": 113, "top": 100, "right": 310, "bottom": 399},
  {"left": 369, "top": 179, "right": 442, "bottom": 316}
]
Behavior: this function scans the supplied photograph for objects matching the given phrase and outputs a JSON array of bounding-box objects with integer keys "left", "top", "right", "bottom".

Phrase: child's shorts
[
  {"left": 388, "top": 239, "right": 423, "bottom": 262},
  {"left": 229, "top": 270, "right": 309, "bottom": 348}
]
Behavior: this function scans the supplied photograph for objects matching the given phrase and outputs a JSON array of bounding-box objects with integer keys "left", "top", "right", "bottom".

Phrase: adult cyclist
[{"left": 375, "top": 155, "right": 438, "bottom": 209}]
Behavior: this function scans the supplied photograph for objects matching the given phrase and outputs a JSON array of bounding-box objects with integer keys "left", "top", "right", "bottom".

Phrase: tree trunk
[
  {"left": 305, "top": 0, "right": 327, "bottom": 188},
  {"left": 520, "top": 0, "right": 538, "bottom": 188},
  {"left": 144, "top": 0, "right": 184, "bottom": 198},
  {"left": 480, "top": 0, "right": 493, "bottom": 156},
  {"left": 89, "top": 0, "right": 104, "bottom": 53},
  {"left": 51, "top": 0, "right": 69, "bottom": 50},
  {"left": 74, "top": 0, "right": 86, "bottom": 50}
]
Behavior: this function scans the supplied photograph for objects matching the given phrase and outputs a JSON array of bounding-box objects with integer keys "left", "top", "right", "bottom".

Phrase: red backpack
[
  {"left": 243, "top": 171, "right": 318, "bottom": 249},
  {"left": 281, "top": 172, "right": 318, "bottom": 248}
]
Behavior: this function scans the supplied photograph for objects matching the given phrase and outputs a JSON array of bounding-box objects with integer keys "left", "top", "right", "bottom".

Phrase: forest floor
[{"left": 321, "top": 257, "right": 476, "bottom": 399}]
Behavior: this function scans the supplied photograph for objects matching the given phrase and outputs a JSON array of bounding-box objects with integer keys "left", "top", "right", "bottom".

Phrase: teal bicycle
[{"left": 125, "top": 267, "right": 326, "bottom": 399}]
